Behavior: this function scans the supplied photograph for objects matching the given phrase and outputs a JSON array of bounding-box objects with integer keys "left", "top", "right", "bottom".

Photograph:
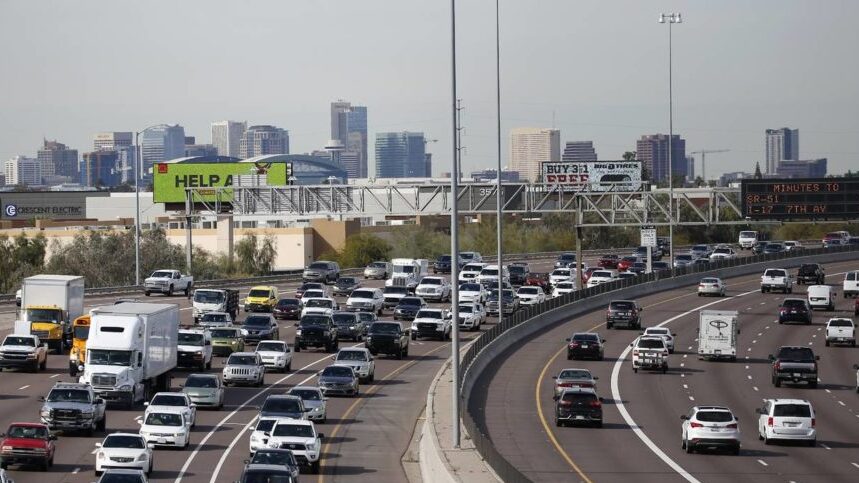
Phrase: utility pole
[{"left": 449, "top": 0, "right": 462, "bottom": 450}]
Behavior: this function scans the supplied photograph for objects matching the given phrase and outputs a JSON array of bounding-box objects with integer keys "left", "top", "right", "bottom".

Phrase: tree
[
  {"left": 0, "top": 233, "right": 47, "bottom": 293},
  {"left": 235, "top": 233, "right": 278, "bottom": 275},
  {"left": 324, "top": 234, "right": 392, "bottom": 268},
  {"left": 622, "top": 151, "right": 637, "bottom": 161}
]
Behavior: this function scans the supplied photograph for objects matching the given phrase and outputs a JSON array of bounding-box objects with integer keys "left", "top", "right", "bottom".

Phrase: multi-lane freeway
[{"left": 471, "top": 258, "right": 859, "bottom": 483}]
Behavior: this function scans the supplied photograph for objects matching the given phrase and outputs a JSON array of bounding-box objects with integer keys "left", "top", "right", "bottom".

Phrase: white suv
[
  {"left": 415, "top": 277, "right": 452, "bottom": 303},
  {"left": 630, "top": 336, "right": 669, "bottom": 373},
  {"left": 757, "top": 399, "right": 816, "bottom": 446},
  {"left": 266, "top": 419, "right": 323, "bottom": 473},
  {"left": 346, "top": 288, "right": 384, "bottom": 315},
  {"left": 681, "top": 406, "right": 740, "bottom": 455},
  {"left": 255, "top": 340, "right": 293, "bottom": 373}
]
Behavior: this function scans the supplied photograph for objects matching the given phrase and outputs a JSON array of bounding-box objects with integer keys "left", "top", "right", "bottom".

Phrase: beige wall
[{"left": 166, "top": 227, "right": 314, "bottom": 269}]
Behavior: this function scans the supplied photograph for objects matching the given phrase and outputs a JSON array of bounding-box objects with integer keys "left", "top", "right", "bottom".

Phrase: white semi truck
[
  {"left": 79, "top": 303, "right": 179, "bottom": 408},
  {"left": 385, "top": 258, "right": 429, "bottom": 293},
  {"left": 697, "top": 310, "right": 739, "bottom": 361}
]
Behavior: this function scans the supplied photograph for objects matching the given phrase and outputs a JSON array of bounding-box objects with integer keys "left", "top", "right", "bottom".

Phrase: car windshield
[
  {"left": 395, "top": 265, "right": 415, "bottom": 274},
  {"left": 338, "top": 278, "right": 357, "bottom": 285},
  {"left": 399, "top": 298, "right": 423, "bottom": 307},
  {"left": 572, "top": 334, "right": 599, "bottom": 342},
  {"left": 248, "top": 289, "right": 272, "bottom": 298},
  {"left": 303, "top": 291, "right": 325, "bottom": 299},
  {"left": 145, "top": 412, "right": 182, "bottom": 426},
  {"left": 228, "top": 355, "right": 258, "bottom": 365},
  {"left": 24, "top": 308, "right": 62, "bottom": 323},
  {"left": 676, "top": 255, "right": 693, "bottom": 261},
  {"left": 829, "top": 319, "right": 853, "bottom": 327},
  {"left": 782, "top": 299, "right": 806, "bottom": 308},
  {"left": 6, "top": 425, "right": 48, "bottom": 439},
  {"left": 178, "top": 333, "right": 205, "bottom": 345},
  {"left": 103, "top": 435, "right": 146, "bottom": 449},
  {"left": 458, "top": 305, "right": 473, "bottom": 313},
  {"left": 73, "top": 326, "right": 90, "bottom": 339},
  {"left": 337, "top": 351, "right": 368, "bottom": 361},
  {"left": 610, "top": 301, "right": 635, "bottom": 310},
  {"left": 289, "top": 389, "right": 322, "bottom": 401},
  {"left": 518, "top": 287, "right": 540, "bottom": 295},
  {"left": 257, "top": 342, "right": 285, "bottom": 352},
  {"left": 776, "top": 347, "right": 814, "bottom": 361},
  {"left": 255, "top": 419, "right": 277, "bottom": 432},
  {"left": 210, "top": 329, "right": 239, "bottom": 338},
  {"left": 309, "top": 262, "right": 330, "bottom": 270},
  {"left": 696, "top": 411, "right": 733, "bottom": 422},
  {"left": 416, "top": 310, "right": 443, "bottom": 319},
  {"left": 701, "top": 278, "right": 719, "bottom": 284},
  {"left": 480, "top": 269, "right": 499, "bottom": 276},
  {"left": 693, "top": 245, "right": 708, "bottom": 251},
  {"left": 632, "top": 262, "right": 647, "bottom": 268},
  {"left": 740, "top": 231, "right": 756, "bottom": 237},
  {"left": 262, "top": 397, "right": 301, "bottom": 413},
  {"left": 460, "top": 284, "right": 481, "bottom": 292},
  {"left": 559, "top": 254, "right": 575, "bottom": 262},
  {"left": 422, "top": 278, "right": 443, "bottom": 285},
  {"left": 202, "top": 313, "right": 229, "bottom": 323},
  {"left": 592, "top": 271, "right": 612, "bottom": 278},
  {"left": 277, "top": 299, "right": 299, "bottom": 307},
  {"left": 47, "top": 389, "right": 91, "bottom": 403},
  {"left": 321, "top": 366, "right": 353, "bottom": 378},
  {"left": 99, "top": 475, "right": 145, "bottom": 483},
  {"left": 272, "top": 424, "right": 315, "bottom": 438},
  {"left": 250, "top": 450, "right": 296, "bottom": 467},
  {"left": 369, "top": 323, "right": 400, "bottom": 335},
  {"left": 646, "top": 328, "right": 669, "bottom": 336},
  {"left": 637, "top": 338, "right": 665, "bottom": 349},
  {"left": 332, "top": 313, "right": 358, "bottom": 325},
  {"left": 194, "top": 291, "right": 224, "bottom": 304},
  {"left": 3, "top": 336, "right": 35, "bottom": 346},
  {"left": 151, "top": 395, "right": 187, "bottom": 406},
  {"left": 300, "top": 316, "right": 330, "bottom": 327},
  {"left": 351, "top": 290, "right": 375, "bottom": 298},
  {"left": 559, "top": 370, "right": 591, "bottom": 379},
  {"left": 369, "top": 262, "right": 387, "bottom": 268},
  {"left": 245, "top": 317, "right": 271, "bottom": 327},
  {"left": 463, "top": 264, "right": 483, "bottom": 272},
  {"left": 556, "top": 283, "right": 575, "bottom": 289},
  {"left": 773, "top": 404, "right": 811, "bottom": 417},
  {"left": 560, "top": 392, "right": 596, "bottom": 404},
  {"left": 764, "top": 269, "right": 786, "bottom": 277},
  {"left": 89, "top": 349, "right": 132, "bottom": 366},
  {"left": 552, "top": 270, "right": 571, "bottom": 276},
  {"left": 150, "top": 271, "right": 174, "bottom": 278},
  {"left": 384, "top": 287, "right": 409, "bottom": 295},
  {"left": 766, "top": 243, "right": 783, "bottom": 249},
  {"left": 305, "top": 299, "right": 333, "bottom": 308},
  {"left": 184, "top": 375, "right": 219, "bottom": 388},
  {"left": 508, "top": 266, "right": 525, "bottom": 274}
]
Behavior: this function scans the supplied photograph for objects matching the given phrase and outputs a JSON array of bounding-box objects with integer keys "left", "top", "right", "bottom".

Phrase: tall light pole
[
  {"left": 134, "top": 124, "right": 164, "bottom": 286},
  {"left": 494, "top": 0, "right": 504, "bottom": 327},
  {"left": 658, "top": 12, "right": 681, "bottom": 268},
  {"left": 449, "top": 0, "right": 462, "bottom": 449}
]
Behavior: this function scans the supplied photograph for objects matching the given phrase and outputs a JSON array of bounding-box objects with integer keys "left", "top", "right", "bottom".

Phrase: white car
[
  {"left": 411, "top": 308, "right": 452, "bottom": 341},
  {"left": 300, "top": 298, "right": 338, "bottom": 318},
  {"left": 287, "top": 386, "right": 328, "bottom": 423},
  {"left": 248, "top": 417, "right": 280, "bottom": 455},
  {"left": 198, "top": 311, "right": 233, "bottom": 328},
  {"left": 299, "top": 290, "right": 328, "bottom": 306},
  {"left": 266, "top": 419, "right": 323, "bottom": 473},
  {"left": 630, "top": 336, "right": 669, "bottom": 373},
  {"left": 738, "top": 230, "right": 758, "bottom": 249},
  {"left": 549, "top": 268, "right": 575, "bottom": 286},
  {"left": 415, "top": 277, "right": 452, "bottom": 303},
  {"left": 642, "top": 327, "right": 676, "bottom": 353},
  {"left": 345, "top": 288, "right": 384, "bottom": 314},
  {"left": 586, "top": 270, "right": 618, "bottom": 288},
  {"left": 551, "top": 281, "right": 576, "bottom": 298},
  {"left": 824, "top": 318, "right": 855, "bottom": 347},
  {"left": 457, "top": 303, "right": 486, "bottom": 331},
  {"left": 460, "top": 251, "right": 483, "bottom": 264},
  {"left": 844, "top": 270, "right": 859, "bottom": 298},
  {"left": 757, "top": 399, "right": 816, "bottom": 446},
  {"left": 761, "top": 268, "right": 793, "bottom": 294},
  {"left": 458, "top": 263, "right": 487, "bottom": 283},
  {"left": 334, "top": 347, "right": 376, "bottom": 383},
  {"left": 516, "top": 286, "right": 546, "bottom": 306},
  {"left": 681, "top": 406, "right": 740, "bottom": 455},
  {"left": 95, "top": 433, "right": 154, "bottom": 476},
  {"left": 138, "top": 409, "right": 190, "bottom": 449},
  {"left": 697, "top": 277, "right": 726, "bottom": 297},
  {"left": 709, "top": 247, "right": 736, "bottom": 261},
  {"left": 177, "top": 329, "right": 213, "bottom": 371},
  {"left": 477, "top": 265, "right": 510, "bottom": 287},
  {"left": 144, "top": 392, "right": 196, "bottom": 428},
  {"left": 783, "top": 240, "right": 802, "bottom": 252},
  {"left": 255, "top": 340, "right": 293, "bottom": 373},
  {"left": 458, "top": 283, "right": 488, "bottom": 304}
]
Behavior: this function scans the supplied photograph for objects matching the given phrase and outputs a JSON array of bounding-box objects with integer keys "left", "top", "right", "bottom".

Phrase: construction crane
[{"left": 690, "top": 149, "right": 729, "bottom": 181}]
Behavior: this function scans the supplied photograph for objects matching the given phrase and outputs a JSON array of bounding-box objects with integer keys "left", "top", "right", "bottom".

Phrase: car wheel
[
  {"left": 39, "top": 358, "right": 47, "bottom": 370},
  {"left": 773, "top": 377, "right": 781, "bottom": 388},
  {"left": 685, "top": 440, "right": 694, "bottom": 453},
  {"left": 566, "top": 351, "right": 572, "bottom": 361},
  {"left": 633, "top": 368, "right": 638, "bottom": 373},
  {"left": 825, "top": 340, "right": 830, "bottom": 347},
  {"left": 295, "top": 344, "right": 301, "bottom": 353},
  {"left": 732, "top": 445, "right": 741, "bottom": 455},
  {"left": 411, "top": 333, "right": 417, "bottom": 341},
  {"left": 555, "top": 417, "right": 562, "bottom": 427},
  {"left": 145, "top": 290, "right": 151, "bottom": 296},
  {"left": 168, "top": 285, "right": 174, "bottom": 296}
]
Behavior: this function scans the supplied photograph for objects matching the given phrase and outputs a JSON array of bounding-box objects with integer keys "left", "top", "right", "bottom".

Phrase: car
[
  {"left": 553, "top": 388, "right": 603, "bottom": 427},
  {"left": 673, "top": 254, "right": 696, "bottom": 268},
  {"left": 552, "top": 368, "right": 598, "bottom": 397},
  {"left": 330, "top": 312, "right": 365, "bottom": 342},
  {"left": 457, "top": 302, "right": 486, "bottom": 331},
  {"left": 586, "top": 270, "right": 618, "bottom": 288},
  {"left": 617, "top": 256, "right": 640, "bottom": 272},
  {"left": 411, "top": 308, "right": 452, "bottom": 341},
  {"left": 295, "top": 315, "right": 338, "bottom": 353},
  {"left": 627, "top": 262, "right": 648, "bottom": 275},
  {"left": 365, "top": 321, "right": 410, "bottom": 359},
  {"left": 246, "top": 449, "right": 300, "bottom": 481},
  {"left": 364, "top": 261, "right": 392, "bottom": 280},
  {"left": 138, "top": 409, "right": 190, "bottom": 449},
  {"left": 334, "top": 347, "right": 376, "bottom": 383},
  {"left": 751, "top": 240, "right": 768, "bottom": 255},
  {"left": 642, "top": 327, "right": 676, "bottom": 353},
  {"left": 763, "top": 242, "right": 786, "bottom": 255},
  {"left": 209, "top": 327, "right": 245, "bottom": 356},
  {"left": 761, "top": 268, "right": 793, "bottom": 294},
  {"left": 0, "top": 334, "right": 48, "bottom": 372},
  {"left": 299, "top": 290, "right": 328, "bottom": 307},
  {"left": 681, "top": 406, "right": 740, "bottom": 455},
  {"left": 39, "top": 382, "right": 107, "bottom": 435},
  {"left": 295, "top": 282, "right": 326, "bottom": 299},
  {"left": 287, "top": 386, "right": 328, "bottom": 423},
  {"left": 516, "top": 286, "right": 546, "bottom": 306},
  {"left": 507, "top": 263, "right": 530, "bottom": 286},
  {"left": 524, "top": 272, "right": 551, "bottom": 293},
  {"left": 770, "top": 346, "right": 818, "bottom": 388},
  {"left": 248, "top": 417, "right": 280, "bottom": 455},
  {"left": 581, "top": 267, "right": 602, "bottom": 283},
  {"left": 458, "top": 263, "right": 487, "bottom": 283},
  {"left": 606, "top": 300, "right": 642, "bottom": 329},
  {"left": 260, "top": 395, "right": 307, "bottom": 420},
  {"left": 460, "top": 251, "right": 483, "bottom": 264},
  {"left": 222, "top": 352, "right": 266, "bottom": 387},
  {"left": 477, "top": 265, "right": 510, "bottom": 288},
  {"left": 273, "top": 298, "right": 302, "bottom": 320},
  {"left": 778, "top": 298, "right": 812, "bottom": 324},
  {"left": 757, "top": 399, "right": 816, "bottom": 446},
  {"left": 393, "top": 297, "right": 427, "bottom": 321},
  {"left": 303, "top": 260, "right": 340, "bottom": 284},
  {"left": 181, "top": 373, "right": 225, "bottom": 409},
  {"left": 549, "top": 268, "right": 575, "bottom": 287},
  {"left": 332, "top": 277, "right": 361, "bottom": 297},
  {"left": 346, "top": 288, "right": 385, "bottom": 314},
  {"left": 94, "top": 433, "right": 153, "bottom": 476},
  {"left": 822, "top": 231, "right": 850, "bottom": 248},
  {"left": 487, "top": 288, "right": 519, "bottom": 316},
  {"left": 738, "top": 230, "right": 758, "bottom": 249},
  {"left": 692, "top": 258, "right": 711, "bottom": 270},
  {"left": 651, "top": 261, "right": 671, "bottom": 272},
  {"left": 244, "top": 286, "right": 279, "bottom": 313},
  {"left": 458, "top": 283, "right": 488, "bottom": 304},
  {"left": 551, "top": 281, "right": 577, "bottom": 298},
  {"left": 689, "top": 245, "right": 712, "bottom": 259},
  {"left": 566, "top": 332, "right": 605, "bottom": 360},
  {"left": 198, "top": 311, "right": 233, "bottom": 328},
  {"left": 598, "top": 254, "right": 620, "bottom": 269},
  {"left": 797, "top": 264, "right": 825, "bottom": 286},
  {"left": 783, "top": 240, "right": 803, "bottom": 252},
  {"left": 617, "top": 272, "right": 637, "bottom": 281},
  {"left": 633, "top": 246, "right": 661, "bottom": 261},
  {"left": 382, "top": 286, "right": 410, "bottom": 309},
  {"left": 824, "top": 318, "right": 855, "bottom": 347},
  {"left": 709, "top": 246, "right": 736, "bottom": 261},
  {"left": 14, "top": 289, "right": 21, "bottom": 307},
  {"left": 554, "top": 252, "right": 576, "bottom": 269},
  {"left": 415, "top": 276, "right": 452, "bottom": 303},
  {"left": 697, "top": 277, "right": 726, "bottom": 297},
  {"left": 96, "top": 469, "right": 148, "bottom": 483},
  {"left": 242, "top": 314, "right": 280, "bottom": 344},
  {"left": 318, "top": 364, "right": 360, "bottom": 397},
  {"left": 143, "top": 269, "right": 193, "bottom": 297},
  {"left": 630, "top": 336, "right": 669, "bottom": 373},
  {"left": 300, "top": 298, "right": 338, "bottom": 318},
  {"left": 265, "top": 419, "right": 323, "bottom": 473},
  {"left": 177, "top": 329, "right": 213, "bottom": 370},
  {"left": 0, "top": 423, "right": 56, "bottom": 471},
  {"left": 255, "top": 340, "right": 293, "bottom": 373},
  {"left": 806, "top": 285, "right": 835, "bottom": 311},
  {"left": 432, "top": 254, "right": 461, "bottom": 274},
  {"left": 144, "top": 392, "right": 196, "bottom": 428}
]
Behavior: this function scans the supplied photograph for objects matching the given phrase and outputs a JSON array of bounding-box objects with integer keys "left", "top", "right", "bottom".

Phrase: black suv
[
  {"left": 778, "top": 298, "right": 812, "bottom": 324},
  {"left": 566, "top": 332, "right": 605, "bottom": 360},
  {"left": 606, "top": 300, "right": 642, "bottom": 329},
  {"left": 332, "top": 312, "right": 366, "bottom": 341},
  {"left": 796, "top": 264, "right": 825, "bottom": 285},
  {"left": 433, "top": 255, "right": 461, "bottom": 274},
  {"left": 365, "top": 321, "right": 410, "bottom": 359},
  {"left": 393, "top": 297, "right": 426, "bottom": 321},
  {"left": 295, "top": 315, "right": 338, "bottom": 352},
  {"left": 553, "top": 388, "right": 603, "bottom": 427},
  {"left": 508, "top": 263, "right": 530, "bottom": 286}
]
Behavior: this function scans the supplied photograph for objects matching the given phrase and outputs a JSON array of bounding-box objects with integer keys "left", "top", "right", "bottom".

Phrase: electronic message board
[{"left": 741, "top": 177, "right": 859, "bottom": 220}]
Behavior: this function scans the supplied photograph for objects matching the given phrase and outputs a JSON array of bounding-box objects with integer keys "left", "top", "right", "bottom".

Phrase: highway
[{"left": 471, "top": 258, "right": 859, "bottom": 483}]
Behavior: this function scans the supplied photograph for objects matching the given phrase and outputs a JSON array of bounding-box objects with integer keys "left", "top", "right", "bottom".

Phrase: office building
[
  {"left": 686, "top": 156, "right": 695, "bottom": 181},
  {"left": 116, "top": 146, "right": 137, "bottom": 184},
  {"left": 375, "top": 132, "right": 427, "bottom": 178},
  {"left": 140, "top": 124, "right": 186, "bottom": 180},
  {"left": 184, "top": 144, "right": 218, "bottom": 158},
  {"left": 80, "top": 150, "right": 122, "bottom": 188},
  {"left": 330, "top": 101, "right": 368, "bottom": 178},
  {"left": 93, "top": 132, "right": 133, "bottom": 151},
  {"left": 239, "top": 125, "right": 289, "bottom": 159},
  {"left": 37, "top": 139, "right": 78, "bottom": 179},
  {"left": 635, "top": 134, "right": 687, "bottom": 183},
  {"left": 4, "top": 155, "right": 42, "bottom": 186},
  {"left": 765, "top": 127, "right": 799, "bottom": 174},
  {"left": 561, "top": 141, "right": 597, "bottom": 162},
  {"left": 211, "top": 120, "right": 247, "bottom": 158},
  {"left": 470, "top": 169, "right": 521, "bottom": 182},
  {"left": 510, "top": 128, "right": 560, "bottom": 182},
  {"left": 776, "top": 158, "right": 827, "bottom": 178},
  {"left": 718, "top": 171, "right": 753, "bottom": 187}
]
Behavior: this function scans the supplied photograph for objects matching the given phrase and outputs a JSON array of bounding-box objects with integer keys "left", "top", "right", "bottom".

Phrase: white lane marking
[
  {"left": 753, "top": 386, "right": 759, "bottom": 391},
  {"left": 680, "top": 363, "right": 685, "bottom": 367},
  {"left": 683, "top": 354, "right": 688, "bottom": 359},
  {"left": 18, "top": 385, "right": 29, "bottom": 390},
  {"left": 50, "top": 374, "right": 60, "bottom": 378},
  {"left": 745, "top": 365, "right": 750, "bottom": 370},
  {"left": 683, "top": 384, "right": 688, "bottom": 389},
  {"left": 746, "top": 307, "right": 752, "bottom": 311},
  {"left": 812, "top": 334, "right": 817, "bottom": 338},
  {"left": 825, "top": 389, "right": 832, "bottom": 394},
  {"left": 817, "top": 327, "right": 822, "bottom": 331},
  {"left": 91, "top": 448, "right": 98, "bottom": 454},
  {"left": 680, "top": 374, "right": 685, "bottom": 378},
  {"left": 72, "top": 467, "right": 80, "bottom": 474},
  {"left": 809, "top": 342, "right": 813, "bottom": 346},
  {"left": 687, "top": 346, "right": 693, "bottom": 350},
  {"left": 759, "top": 302, "right": 766, "bottom": 305},
  {"left": 852, "top": 462, "right": 859, "bottom": 469},
  {"left": 757, "top": 332, "right": 762, "bottom": 336},
  {"left": 688, "top": 396, "right": 695, "bottom": 401},
  {"left": 838, "top": 401, "right": 846, "bottom": 406},
  {"left": 765, "top": 326, "right": 770, "bottom": 329},
  {"left": 757, "top": 459, "right": 768, "bottom": 467},
  {"left": 747, "top": 375, "right": 752, "bottom": 380},
  {"left": 752, "top": 340, "right": 757, "bottom": 344},
  {"left": 747, "top": 348, "right": 752, "bottom": 352},
  {"left": 821, "top": 443, "right": 831, "bottom": 450}
]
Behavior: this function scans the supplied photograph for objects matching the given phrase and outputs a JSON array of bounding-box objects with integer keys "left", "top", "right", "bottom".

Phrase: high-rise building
[
  {"left": 765, "top": 127, "right": 799, "bottom": 174},
  {"left": 211, "top": 120, "right": 247, "bottom": 158},
  {"left": 561, "top": 141, "right": 597, "bottom": 162},
  {"left": 424, "top": 153, "right": 433, "bottom": 177},
  {"left": 37, "top": 139, "right": 78, "bottom": 179},
  {"left": 776, "top": 158, "right": 827, "bottom": 178},
  {"left": 330, "top": 101, "right": 368, "bottom": 178},
  {"left": 239, "top": 125, "right": 289, "bottom": 159},
  {"left": 375, "top": 132, "right": 427, "bottom": 178},
  {"left": 93, "top": 132, "right": 133, "bottom": 151},
  {"left": 4, "top": 156, "right": 41, "bottom": 186},
  {"left": 141, "top": 124, "right": 186, "bottom": 180},
  {"left": 116, "top": 146, "right": 137, "bottom": 185},
  {"left": 686, "top": 156, "right": 695, "bottom": 181},
  {"left": 80, "top": 150, "right": 122, "bottom": 187},
  {"left": 509, "top": 128, "right": 560, "bottom": 182},
  {"left": 184, "top": 144, "right": 219, "bottom": 158},
  {"left": 635, "top": 134, "right": 687, "bottom": 183}
]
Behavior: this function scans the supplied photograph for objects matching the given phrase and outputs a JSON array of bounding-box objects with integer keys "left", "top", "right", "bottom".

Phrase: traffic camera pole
[{"left": 449, "top": 0, "right": 461, "bottom": 449}]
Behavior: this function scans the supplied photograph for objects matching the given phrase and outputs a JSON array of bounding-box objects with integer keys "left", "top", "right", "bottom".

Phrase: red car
[
  {"left": 525, "top": 273, "right": 550, "bottom": 294},
  {"left": 598, "top": 254, "right": 620, "bottom": 269},
  {"left": 581, "top": 267, "right": 599, "bottom": 283},
  {"left": 617, "top": 256, "right": 639, "bottom": 272},
  {"left": 0, "top": 423, "right": 56, "bottom": 471}
]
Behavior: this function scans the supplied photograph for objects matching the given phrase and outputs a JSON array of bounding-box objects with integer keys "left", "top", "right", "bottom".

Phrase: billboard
[
  {"left": 541, "top": 161, "right": 643, "bottom": 191},
  {"left": 153, "top": 162, "right": 291, "bottom": 203}
]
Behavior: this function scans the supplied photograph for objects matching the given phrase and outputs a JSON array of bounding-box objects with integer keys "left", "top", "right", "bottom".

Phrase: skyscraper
[
  {"left": 93, "top": 132, "right": 133, "bottom": 151},
  {"left": 561, "top": 141, "right": 597, "bottom": 162},
  {"left": 141, "top": 124, "right": 186, "bottom": 180},
  {"left": 765, "top": 128, "right": 799, "bottom": 174},
  {"left": 375, "top": 132, "right": 427, "bottom": 178},
  {"left": 184, "top": 144, "right": 218, "bottom": 158},
  {"left": 239, "top": 125, "right": 289, "bottom": 158},
  {"left": 509, "top": 128, "right": 560, "bottom": 182},
  {"left": 330, "top": 101, "right": 368, "bottom": 178},
  {"left": 776, "top": 159, "right": 827, "bottom": 178},
  {"left": 80, "top": 150, "right": 122, "bottom": 187},
  {"left": 37, "top": 139, "right": 78, "bottom": 179},
  {"left": 635, "top": 134, "right": 687, "bottom": 183},
  {"left": 211, "top": 120, "right": 247, "bottom": 158},
  {"left": 4, "top": 156, "right": 41, "bottom": 186}
]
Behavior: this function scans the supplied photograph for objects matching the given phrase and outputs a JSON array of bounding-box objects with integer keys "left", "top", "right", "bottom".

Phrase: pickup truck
[
  {"left": 295, "top": 315, "right": 339, "bottom": 353},
  {"left": 824, "top": 318, "right": 855, "bottom": 347},
  {"left": 0, "top": 422, "right": 56, "bottom": 471},
  {"left": 144, "top": 269, "right": 193, "bottom": 296},
  {"left": 365, "top": 321, "right": 409, "bottom": 359},
  {"left": 797, "top": 264, "right": 825, "bottom": 285},
  {"left": 410, "top": 308, "right": 451, "bottom": 341},
  {"left": 39, "top": 382, "right": 107, "bottom": 436},
  {"left": 0, "top": 334, "right": 48, "bottom": 372},
  {"left": 770, "top": 346, "right": 818, "bottom": 388},
  {"left": 760, "top": 268, "right": 793, "bottom": 294}
]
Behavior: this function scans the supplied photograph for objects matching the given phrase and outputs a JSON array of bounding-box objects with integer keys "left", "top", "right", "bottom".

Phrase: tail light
[
  {"left": 558, "top": 382, "right": 573, "bottom": 388},
  {"left": 767, "top": 417, "right": 774, "bottom": 427},
  {"left": 590, "top": 400, "right": 602, "bottom": 408},
  {"left": 559, "top": 400, "right": 572, "bottom": 407},
  {"left": 726, "top": 423, "right": 738, "bottom": 429},
  {"left": 774, "top": 362, "right": 781, "bottom": 370},
  {"left": 690, "top": 422, "right": 703, "bottom": 428},
  {"left": 569, "top": 342, "right": 580, "bottom": 348},
  {"left": 811, "top": 418, "right": 816, "bottom": 428}
]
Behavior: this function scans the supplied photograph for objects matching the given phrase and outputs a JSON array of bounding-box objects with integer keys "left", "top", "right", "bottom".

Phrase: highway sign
[
  {"left": 741, "top": 177, "right": 859, "bottom": 220},
  {"left": 541, "top": 161, "right": 643, "bottom": 191},
  {"left": 640, "top": 227, "right": 657, "bottom": 247}
]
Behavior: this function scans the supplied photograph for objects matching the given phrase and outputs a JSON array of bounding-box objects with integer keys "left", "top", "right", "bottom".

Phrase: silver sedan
[{"left": 697, "top": 277, "right": 726, "bottom": 297}]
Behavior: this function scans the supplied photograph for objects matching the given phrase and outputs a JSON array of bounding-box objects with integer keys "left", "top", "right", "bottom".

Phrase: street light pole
[
  {"left": 134, "top": 124, "right": 165, "bottom": 286},
  {"left": 449, "top": 0, "right": 462, "bottom": 449},
  {"left": 658, "top": 12, "right": 681, "bottom": 268},
  {"left": 495, "top": 0, "right": 503, "bottom": 327}
]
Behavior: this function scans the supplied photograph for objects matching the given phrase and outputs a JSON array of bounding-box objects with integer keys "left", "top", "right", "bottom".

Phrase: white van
[
  {"left": 843, "top": 271, "right": 859, "bottom": 298},
  {"left": 807, "top": 285, "right": 835, "bottom": 311},
  {"left": 738, "top": 230, "right": 758, "bottom": 249}
]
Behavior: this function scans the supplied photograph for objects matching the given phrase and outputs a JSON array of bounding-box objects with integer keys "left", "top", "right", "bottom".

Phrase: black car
[
  {"left": 433, "top": 254, "right": 461, "bottom": 274},
  {"left": 778, "top": 298, "right": 812, "bottom": 324},
  {"left": 332, "top": 277, "right": 361, "bottom": 297},
  {"left": 692, "top": 258, "right": 711, "bottom": 269},
  {"left": 331, "top": 312, "right": 366, "bottom": 341},
  {"left": 796, "top": 264, "right": 825, "bottom": 285},
  {"left": 656, "top": 237, "right": 671, "bottom": 256},
  {"left": 627, "top": 262, "right": 648, "bottom": 275},
  {"left": 365, "top": 321, "right": 410, "bottom": 359},
  {"left": 273, "top": 298, "right": 301, "bottom": 320},
  {"left": 751, "top": 241, "right": 768, "bottom": 255},
  {"left": 294, "top": 315, "right": 338, "bottom": 352},
  {"left": 606, "top": 300, "right": 641, "bottom": 329},
  {"left": 553, "top": 388, "right": 603, "bottom": 427},
  {"left": 651, "top": 261, "right": 671, "bottom": 272},
  {"left": 238, "top": 464, "right": 297, "bottom": 483},
  {"left": 763, "top": 242, "right": 786, "bottom": 255},
  {"left": 393, "top": 297, "right": 426, "bottom": 321},
  {"left": 242, "top": 315, "right": 279, "bottom": 344},
  {"left": 246, "top": 449, "right": 300, "bottom": 481},
  {"left": 566, "top": 332, "right": 605, "bottom": 360},
  {"left": 508, "top": 263, "right": 530, "bottom": 285},
  {"left": 260, "top": 395, "right": 307, "bottom": 420},
  {"left": 554, "top": 253, "right": 576, "bottom": 269}
]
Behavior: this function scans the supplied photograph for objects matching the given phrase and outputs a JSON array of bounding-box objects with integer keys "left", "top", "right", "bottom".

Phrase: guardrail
[{"left": 457, "top": 242, "right": 859, "bottom": 483}]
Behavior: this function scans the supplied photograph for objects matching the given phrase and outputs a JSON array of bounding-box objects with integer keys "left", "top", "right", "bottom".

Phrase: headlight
[
  {"left": 119, "top": 384, "right": 133, "bottom": 391},
  {"left": 97, "top": 451, "right": 105, "bottom": 460},
  {"left": 80, "top": 411, "right": 94, "bottom": 417},
  {"left": 136, "top": 453, "right": 148, "bottom": 462},
  {"left": 41, "top": 409, "right": 52, "bottom": 417},
  {"left": 349, "top": 326, "right": 356, "bottom": 330},
  {"left": 174, "top": 432, "right": 184, "bottom": 438},
  {"left": 250, "top": 433, "right": 260, "bottom": 442},
  {"left": 296, "top": 330, "right": 302, "bottom": 336},
  {"left": 1, "top": 446, "right": 12, "bottom": 453},
  {"left": 307, "top": 441, "right": 319, "bottom": 452}
]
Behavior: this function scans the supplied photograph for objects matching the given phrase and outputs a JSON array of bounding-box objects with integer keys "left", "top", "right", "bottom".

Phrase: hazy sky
[{"left": 2, "top": 0, "right": 858, "bottom": 178}]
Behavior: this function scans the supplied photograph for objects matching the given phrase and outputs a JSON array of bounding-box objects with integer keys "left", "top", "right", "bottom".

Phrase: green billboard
[{"left": 153, "top": 162, "right": 291, "bottom": 203}]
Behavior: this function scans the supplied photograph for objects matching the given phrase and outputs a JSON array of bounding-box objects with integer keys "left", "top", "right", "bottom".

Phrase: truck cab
[
  {"left": 192, "top": 288, "right": 239, "bottom": 323},
  {"left": 68, "top": 314, "right": 91, "bottom": 376},
  {"left": 386, "top": 258, "right": 429, "bottom": 293}
]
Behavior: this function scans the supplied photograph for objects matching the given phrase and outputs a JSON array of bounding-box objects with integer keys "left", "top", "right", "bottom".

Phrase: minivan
[
  {"left": 843, "top": 271, "right": 859, "bottom": 298},
  {"left": 807, "top": 285, "right": 835, "bottom": 311}
]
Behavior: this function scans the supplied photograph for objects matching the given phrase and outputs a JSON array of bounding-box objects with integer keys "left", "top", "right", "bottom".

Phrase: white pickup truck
[
  {"left": 0, "top": 334, "right": 49, "bottom": 372},
  {"left": 760, "top": 268, "right": 793, "bottom": 294},
  {"left": 825, "top": 318, "right": 855, "bottom": 347},
  {"left": 144, "top": 269, "right": 194, "bottom": 296}
]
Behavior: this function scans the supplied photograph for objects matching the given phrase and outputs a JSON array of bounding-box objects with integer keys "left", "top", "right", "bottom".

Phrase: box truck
[
  {"left": 192, "top": 288, "right": 240, "bottom": 323},
  {"left": 698, "top": 310, "right": 739, "bottom": 361},
  {"left": 79, "top": 303, "right": 179, "bottom": 408},
  {"left": 16, "top": 275, "right": 85, "bottom": 353}
]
